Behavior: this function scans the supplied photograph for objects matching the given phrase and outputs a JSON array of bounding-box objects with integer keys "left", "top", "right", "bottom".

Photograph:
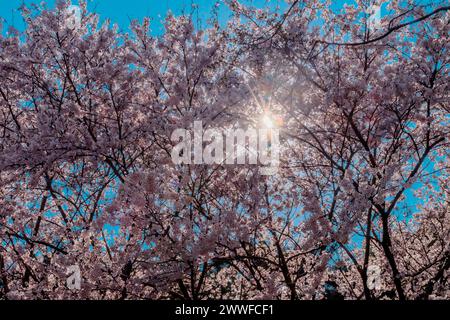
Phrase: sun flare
[
  {"left": 261, "top": 114, "right": 275, "bottom": 128},
  {"left": 259, "top": 111, "right": 283, "bottom": 129}
]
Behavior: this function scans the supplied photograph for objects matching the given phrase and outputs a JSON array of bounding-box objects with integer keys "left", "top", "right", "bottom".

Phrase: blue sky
[
  {"left": 0, "top": 0, "right": 287, "bottom": 35},
  {"left": 2, "top": 0, "right": 409, "bottom": 37},
  {"left": 0, "top": 1, "right": 443, "bottom": 36},
  {"left": 0, "top": 0, "right": 220, "bottom": 34}
]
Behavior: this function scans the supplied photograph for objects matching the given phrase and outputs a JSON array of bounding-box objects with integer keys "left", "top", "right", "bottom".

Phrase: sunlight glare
[{"left": 261, "top": 114, "right": 275, "bottom": 129}]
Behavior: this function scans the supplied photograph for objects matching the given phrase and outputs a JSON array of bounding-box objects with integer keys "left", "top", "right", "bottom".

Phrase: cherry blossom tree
[{"left": 0, "top": 0, "right": 449, "bottom": 300}]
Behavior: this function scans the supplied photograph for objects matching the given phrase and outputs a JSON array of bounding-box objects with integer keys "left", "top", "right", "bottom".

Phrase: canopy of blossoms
[{"left": 0, "top": 0, "right": 448, "bottom": 300}]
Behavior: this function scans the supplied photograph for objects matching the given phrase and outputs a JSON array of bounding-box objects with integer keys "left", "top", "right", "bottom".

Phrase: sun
[
  {"left": 259, "top": 111, "right": 283, "bottom": 129},
  {"left": 261, "top": 114, "right": 275, "bottom": 128}
]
